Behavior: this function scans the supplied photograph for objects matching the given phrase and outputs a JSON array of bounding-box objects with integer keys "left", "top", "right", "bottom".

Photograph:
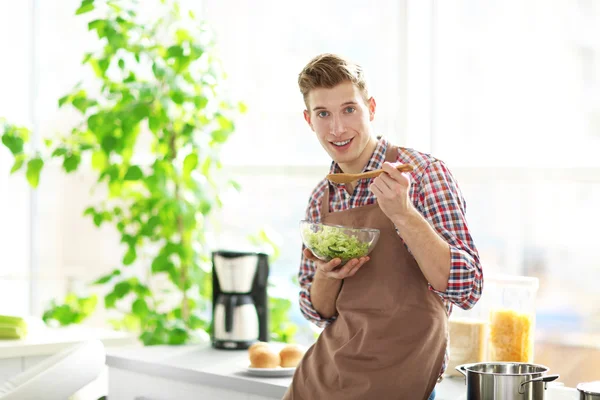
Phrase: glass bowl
[{"left": 299, "top": 220, "right": 380, "bottom": 264}]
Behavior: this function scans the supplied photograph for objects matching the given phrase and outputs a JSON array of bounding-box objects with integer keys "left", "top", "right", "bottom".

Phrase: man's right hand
[{"left": 303, "top": 248, "right": 370, "bottom": 280}]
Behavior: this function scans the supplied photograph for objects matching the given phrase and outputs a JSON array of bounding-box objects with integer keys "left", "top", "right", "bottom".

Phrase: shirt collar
[{"left": 328, "top": 136, "right": 389, "bottom": 177}]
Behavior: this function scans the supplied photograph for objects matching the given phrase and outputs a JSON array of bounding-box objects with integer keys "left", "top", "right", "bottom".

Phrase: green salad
[{"left": 303, "top": 225, "right": 371, "bottom": 262}]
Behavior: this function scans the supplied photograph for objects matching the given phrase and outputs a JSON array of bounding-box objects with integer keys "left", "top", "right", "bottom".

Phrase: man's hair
[{"left": 298, "top": 53, "right": 369, "bottom": 108}]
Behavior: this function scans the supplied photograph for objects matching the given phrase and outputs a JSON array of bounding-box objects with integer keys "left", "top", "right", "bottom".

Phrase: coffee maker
[{"left": 211, "top": 250, "right": 269, "bottom": 350}]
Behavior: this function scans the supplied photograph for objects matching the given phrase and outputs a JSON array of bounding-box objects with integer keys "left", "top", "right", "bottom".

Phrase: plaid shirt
[{"left": 298, "top": 137, "right": 483, "bottom": 377}]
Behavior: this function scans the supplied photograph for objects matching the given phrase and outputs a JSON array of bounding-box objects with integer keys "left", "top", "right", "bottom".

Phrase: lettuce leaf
[{"left": 303, "top": 225, "right": 371, "bottom": 262}]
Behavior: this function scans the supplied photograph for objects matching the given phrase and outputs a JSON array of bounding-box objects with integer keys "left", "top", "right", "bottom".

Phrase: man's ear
[
  {"left": 303, "top": 110, "right": 314, "bottom": 131},
  {"left": 368, "top": 97, "right": 376, "bottom": 121}
]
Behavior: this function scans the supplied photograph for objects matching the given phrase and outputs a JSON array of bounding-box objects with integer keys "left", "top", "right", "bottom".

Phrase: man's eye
[
  {"left": 344, "top": 106, "right": 356, "bottom": 113},
  {"left": 317, "top": 111, "right": 329, "bottom": 118}
]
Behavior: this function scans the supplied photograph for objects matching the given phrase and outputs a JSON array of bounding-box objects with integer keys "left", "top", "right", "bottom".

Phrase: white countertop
[
  {"left": 106, "top": 342, "right": 470, "bottom": 399},
  {"left": 0, "top": 325, "right": 137, "bottom": 359}
]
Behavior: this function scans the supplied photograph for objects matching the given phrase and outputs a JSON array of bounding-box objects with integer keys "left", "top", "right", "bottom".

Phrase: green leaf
[
  {"left": 26, "top": 158, "right": 44, "bottom": 188},
  {"left": 104, "top": 293, "right": 118, "bottom": 309},
  {"left": 217, "top": 114, "right": 234, "bottom": 131},
  {"left": 42, "top": 292, "right": 97, "bottom": 327},
  {"left": 194, "top": 96, "right": 208, "bottom": 109},
  {"left": 88, "top": 19, "right": 107, "bottom": 36},
  {"left": 175, "top": 28, "right": 192, "bottom": 43},
  {"left": 78, "top": 295, "right": 98, "bottom": 315},
  {"left": 114, "top": 281, "right": 132, "bottom": 298},
  {"left": 152, "top": 63, "right": 166, "bottom": 79},
  {"left": 81, "top": 52, "right": 93, "bottom": 64},
  {"left": 123, "top": 247, "right": 137, "bottom": 265},
  {"left": 141, "top": 215, "right": 160, "bottom": 237},
  {"left": 83, "top": 207, "right": 95, "bottom": 218},
  {"left": 72, "top": 95, "right": 96, "bottom": 113},
  {"left": 101, "top": 136, "right": 117, "bottom": 153},
  {"left": 168, "top": 327, "right": 188, "bottom": 345},
  {"left": 91, "top": 150, "right": 107, "bottom": 170},
  {"left": 52, "top": 148, "right": 67, "bottom": 157},
  {"left": 89, "top": 58, "right": 109, "bottom": 77},
  {"left": 170, "top": 91, "right": 185, "bottom": 105},
  {"left": 166, "top": 45, "right": 184, "bottom": 58},
  {"left": 199, "top": 200, "right": 212, "bottom": 215},
  {"left": 76, "top": 1, "right": 95, "bottom": 15},
  {"left": 2, "top": 134, "right": 24, "bottom": 155},
  {"left": 93, "top": 269, "right": 121, "bottom": 285},
  {"left": 238, "top": 101, "right": 248, "bottom": 113},
  {"left": 151, "top": 255, "right": 172, "bottom": 273},
  {"left": 63, "top": 154, "right": 81, "bottom": 172},
  {"left": 229, "top": 179, "right": 242, "bottom": 191},
  {"left": 183, "top": 153, "right": 198, "bottom": 177},
  {"left": 118, "top": 58, "right": 125, "bottom": 69},
  {"left": 58, "top": 94, "right": 71, "bottom": 107},
  {"left": 124, "top": 165, "right": 143, "bottom": 180},
  {"left": 132, "top": 298, "right": 149, "bottom": 316},
  {"left": 93, "top": 213, "right": 103, "bottom": 227},
  {"left": 10, "top": 155, "right": 25, "bottom": 174},
  {"left": 211, "top": 130, "right": 229, "bottom": 143}
]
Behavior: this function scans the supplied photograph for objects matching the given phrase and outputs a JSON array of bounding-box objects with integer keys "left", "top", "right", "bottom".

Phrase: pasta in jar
[{"left": 488, "top": 308, "right": 534, "bottom": 363}]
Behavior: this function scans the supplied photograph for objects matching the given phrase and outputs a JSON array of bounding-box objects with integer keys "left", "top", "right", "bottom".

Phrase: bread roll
[
  {"left": 249, "top": 347, "right": 281, "bottom": 368},
  {"left": 279, "top": 344, "right": 305, "bottom": 368},
  {"left": 248, "top": 341, "right": 269, "bottom": 355}
]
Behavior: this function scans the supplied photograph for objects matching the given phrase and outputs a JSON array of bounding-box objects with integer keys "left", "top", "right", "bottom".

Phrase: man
[{"left": 283, "top": 54, "right": 483, "bottom": 400}]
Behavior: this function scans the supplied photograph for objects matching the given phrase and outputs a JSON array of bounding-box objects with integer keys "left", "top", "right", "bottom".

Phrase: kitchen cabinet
[{"left": 0, "top": 325, "right": 136, "bottom": 399}]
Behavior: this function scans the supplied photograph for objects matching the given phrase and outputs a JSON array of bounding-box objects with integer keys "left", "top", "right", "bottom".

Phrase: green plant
[
  {"left": 42, "top": 293, "right": 98, "bottom": 326},
  {"left": 248, "top": 228, "right": 298, "bottom": 343},
  {"left": 1, "top": 0, "right": 243, "bottom": 345}
]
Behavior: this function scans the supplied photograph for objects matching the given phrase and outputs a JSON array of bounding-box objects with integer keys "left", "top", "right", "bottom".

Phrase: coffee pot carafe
[{"left": 211, "top": 251, "right": 269, "bottom": 349}]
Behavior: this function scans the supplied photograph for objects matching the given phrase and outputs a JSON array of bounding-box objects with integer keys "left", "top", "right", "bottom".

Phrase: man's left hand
[{"left": 369, "top": 162, "right": 415, "bottom": 224}]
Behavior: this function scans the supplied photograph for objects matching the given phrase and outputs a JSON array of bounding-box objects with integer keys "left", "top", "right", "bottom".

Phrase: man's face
[{"left": 304, "top": 81, "right": 376, "bottom": 171}]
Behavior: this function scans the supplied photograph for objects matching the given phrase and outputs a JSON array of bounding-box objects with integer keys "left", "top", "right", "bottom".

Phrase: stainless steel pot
[
  {"left": 577, "top": 381, "right": 600, "bottom": 400},
  {"left": 456, "top": 362, "right": 559, "bottom": 400}
]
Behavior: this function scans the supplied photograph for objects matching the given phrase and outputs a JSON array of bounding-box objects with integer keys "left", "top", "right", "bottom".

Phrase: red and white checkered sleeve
[
  {"left": 298, "top": 196, "right": 337, "bottom": 328},
  {"left": 417, "top": 160, "right": 483, "bottom": 310}
]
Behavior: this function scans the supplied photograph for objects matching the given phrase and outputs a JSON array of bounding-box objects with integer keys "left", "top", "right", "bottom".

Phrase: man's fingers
[
  {"left": 303, "top": 247, "right": 316, "bottom": 259},
  {"left": 370, "top": 181, "right": 383, "bottom": 197},
  {"left": 321, "top": 258, "right": 342, "bottom": 272},
  {"left": 382, "top": 162, "right": 405, "bottom": 179},
  {"left": 327, "top": 257, "right": 370, "bottom": 279},
  {"left": 377, "top": 172, "right": 396, "bottom": 189}
]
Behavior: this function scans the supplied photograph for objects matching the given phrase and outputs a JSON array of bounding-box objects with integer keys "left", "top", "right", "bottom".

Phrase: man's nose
[{"left": 330, "top": 115, "right": 345, "bottom": 137}]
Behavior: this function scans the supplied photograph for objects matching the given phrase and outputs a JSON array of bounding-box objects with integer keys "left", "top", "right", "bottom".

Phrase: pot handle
[
  {"left": 455, "top": 364, "right": 469, "bottom": 380},
  {"left": 519, "top": 374, "right": 560, "bottom": 394}
]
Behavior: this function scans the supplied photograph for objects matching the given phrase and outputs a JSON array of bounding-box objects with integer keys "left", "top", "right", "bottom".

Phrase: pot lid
[{"left": 577, "top": 381, "right": 600, "bottom": 394}]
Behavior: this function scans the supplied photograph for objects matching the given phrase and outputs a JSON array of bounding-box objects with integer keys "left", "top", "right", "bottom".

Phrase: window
[
  {"left": 0, "top": 2, "right": 33, "bottom": 316},
  {"left": 204, "top": 0, "right": 407, "bottom": 166},
  {"left": 426, "top": 0, "right": 600, "bottom": 386},
  {"left": 428, "top": 0, "right": 600, "bottom": 331}
]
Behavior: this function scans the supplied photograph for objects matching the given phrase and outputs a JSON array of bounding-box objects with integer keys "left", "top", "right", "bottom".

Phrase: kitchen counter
[
  {"left": 106, "top": 342, "right": 468, "bottom": 399},
  {"left": 0, "top": 324, "right": 137, "bottom": 359}
]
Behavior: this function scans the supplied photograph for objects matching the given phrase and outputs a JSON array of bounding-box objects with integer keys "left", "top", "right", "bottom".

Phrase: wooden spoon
[{"left": 326, "top": 164, "right": 414, "bottom": 184}]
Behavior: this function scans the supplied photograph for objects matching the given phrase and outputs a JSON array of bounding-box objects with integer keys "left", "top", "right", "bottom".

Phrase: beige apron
[{"left": 283, "top": 146, "right": 448, "bottom": 400}]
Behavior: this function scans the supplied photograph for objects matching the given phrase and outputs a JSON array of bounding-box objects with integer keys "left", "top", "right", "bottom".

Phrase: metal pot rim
[
  {"left": 458, "top": 362, "right": 550, "bottom": 377},
  {"left": 577, "top": 381, "right": 600, "bottom": 395}
]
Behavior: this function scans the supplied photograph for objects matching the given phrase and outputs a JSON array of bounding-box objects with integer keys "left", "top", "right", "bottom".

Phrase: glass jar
[
  {"left": 484, "top": 275, "right": 539, "bottom": 363},
  {"left": 446, "top": 302, "right": 488, "bottom": 377}
]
